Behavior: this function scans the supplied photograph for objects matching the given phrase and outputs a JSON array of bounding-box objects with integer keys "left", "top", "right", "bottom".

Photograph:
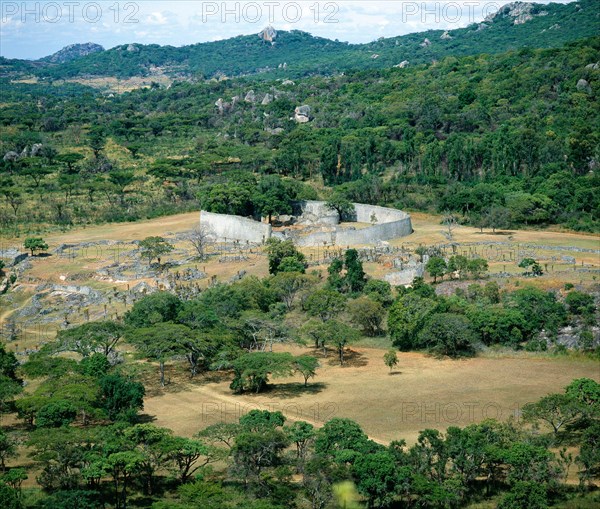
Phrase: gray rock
[
  {"left": 440, "top": 31, "right": 452, "bottom": 40},
  {"left": 293, "top": 105, "right": 311, "bottom": 123},
  {"left": 261, "top": 93, "right": 273, "bottom": 105},
  {"left": 244, "top": 90, "right": 256, "bottom": 103},
  {"left": 3, "top": 151, "right": 19, "bottom": 162},
  {"left": 420, "top": 38, "right": 431, "bottom": 48},
  {"left": 42, "top": 42, "right": 104, "bottom": 63},
  {"left": 577, "top": 79, "right": 592, "bottom": 94},
  {"left": 394, "top": 60, "right": 409, "bottom": 68},
  {"left": 258, "top": 26, "right": 277, "bottom": 43}
]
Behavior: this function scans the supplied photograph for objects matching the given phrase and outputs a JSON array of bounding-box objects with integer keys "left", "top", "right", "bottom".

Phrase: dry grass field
[
  {"left": 1, "top": 210, "right": 599, "bottom": 447},
  {"left": 142, "top": 345, "right": 600, "bottom": 445}
]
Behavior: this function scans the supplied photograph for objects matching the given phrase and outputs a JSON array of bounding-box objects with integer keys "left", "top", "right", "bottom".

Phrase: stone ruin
[{"left": 200, "top": 200, "right": 412, "bottom": 247}]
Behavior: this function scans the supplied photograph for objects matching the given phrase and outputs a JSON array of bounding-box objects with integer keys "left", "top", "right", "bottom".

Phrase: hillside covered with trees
[{"left": 1, "top": 36, "right": 598, "bottom": 232}]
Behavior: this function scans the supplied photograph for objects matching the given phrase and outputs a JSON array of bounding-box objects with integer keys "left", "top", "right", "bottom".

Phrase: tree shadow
[
  {"left": 388, "top": 371, "right": 403, "bottom": 376},
  {"left": 136, "top": 413, "right": 157, "bottom": 424},
  {"left": 326, "top": 349, "right": 369, "bottom": 368},
  {"left": 263, "top": 382, "right": 327, "bottom": 399},
  {"left": 474, "top": 230, "right": 515, "bottom": 236}
]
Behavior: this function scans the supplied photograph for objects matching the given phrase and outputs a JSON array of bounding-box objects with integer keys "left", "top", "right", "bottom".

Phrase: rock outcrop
[
  {"left": 420, "top": 38, "right": 431, "bottom": 48},
  {"left": 485, "top": 2, "right": 547, "bottom": 26},
  {"left": 259, "top": 26, "right": 277, "bottom": 43},
  {"left": 394, "top": 60, "right": 409, "bottom": 68},
  {"left": 441, "top": 31, "right": 452, "bottom": 40},
  {"left": 41, "top": 42, "right": 104, "bottom": 63},
  {"left": 576, "top": 79, "right": 592, "bottom": 94},
  {"left": 293, "top": 105, "right": 311, "bottom": 123}
]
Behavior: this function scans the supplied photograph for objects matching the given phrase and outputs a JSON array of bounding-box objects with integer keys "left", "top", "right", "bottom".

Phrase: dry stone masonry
[{"left": 200, "top": 201, "right": 412, "bottom": 247}]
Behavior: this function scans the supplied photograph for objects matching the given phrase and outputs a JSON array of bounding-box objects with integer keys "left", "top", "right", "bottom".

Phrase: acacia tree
[
  {"left": 24, "top": 237, "right": 48, "bottom": 256},
  {"left": 229, "top": 352, "right": 295, "bottom": 394},
  {"left": 294, "top": 355, "right": 320, "bottom": 386},
  {"left": 127, "top": 323, "right": 190, "bottom": 386},
  {"left": 54, "top": 321, "right": 125, "bottom": 358}
]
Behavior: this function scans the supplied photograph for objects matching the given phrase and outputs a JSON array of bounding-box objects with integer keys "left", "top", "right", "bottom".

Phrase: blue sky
[{"left": 1, "top": 1, "right": 574, "bottom": 60}]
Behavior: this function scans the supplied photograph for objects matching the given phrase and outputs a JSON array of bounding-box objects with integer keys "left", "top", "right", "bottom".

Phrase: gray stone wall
[
  {"left": 199, "top": 202, "right": 412, "bottom": 247},
  {"left": 200, "top": 211, "right": 272, "bottom": 244},
  {"left": 294, "top": 202, "right": 412, "bottom": 246}
]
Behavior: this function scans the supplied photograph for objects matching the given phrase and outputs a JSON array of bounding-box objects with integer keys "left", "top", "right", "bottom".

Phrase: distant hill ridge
[{"left": 2, "top": 0, "right": 598, "bottom": 80}]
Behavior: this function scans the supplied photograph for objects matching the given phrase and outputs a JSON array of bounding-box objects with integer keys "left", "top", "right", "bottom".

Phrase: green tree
[
  {"left": 326, "top": 193, "right": 355, "bottom": 221},
  {"left": 348, "top": 296, "right": 384, "bottom": 336},
  {"left": 522, "top": 393, "right": 583, "bottom": 437},
  {"left": 315, "top": 418, "right": 371, "bottom": 458},
  {"left": 426, "top": 256, "right": 447, "bottom": 283},
  {"left": 388, "top": 293, "right": 438, "bottom": 350},
  {"left": 99, "top": 374, "right": 145, "bottom": 422},
  {"left": 54, "top": 321, "right": 125, "bottom": 357},
  {"left": 467, "top": 258, "right": 489, "bottom": 279},
  {"left": 498, "top": 481, "right": 548, "bottom": 509},
  {"left": 417, "top": 313, "right": 477, "bottom": 357},
  {"left": 24, "top": 237, "right": 48, "bottom": 256},
  {"left": 55, "top": 153, "right": 85, "bottom": 174},
  {"left": 285, "top": 421, "right": 315, "bottom": 462},
  {"left": 270, "top": 271, "right": 312, "bottom": 310},
  {"left": 0, "top": 345, "right": 22, "bottom": 415},
  {"left": 576, "top": 421, "right": 600, "bottom": 487},
  {"left": 127, "top": 323, "right": 191, "bottom": 386},
  {"left": 124, "top": 291, "right": 182, "bottom": 328},
  {"left": 519, "top": 258, "right": 543, "bottom": 276},
  {"left": 305, "top": 289, "right": 346, "bottom": 322},
  {"left": 230, "top": 352, "right": 295, "bottom": 394},
  {"left": 294, "top": 355, "right": 320, "bottom": 386},
  {"left": 565, "top": 291, "right": 595, "bottom": 316},
  {"left": 0, "top": 430, "right": 18, "bottom": 472},
  {"left": 138, "top": 236, "right": 174, "bottom": 266},
  {"left": 353, "top": 451, "right": 400, "bottom": 508},
  {"left": 383, "top": 350, "right": 398, "bottom": 373},
  {"left": 344, "top": 249, "right": 366, "bottom": 293},
  {"left": 363, "top": 279, "right": 393, "bottom": 307},
  {"left": 265, "top": 238, "right": 306, "bottom": 274},
  {"left": 36, "top": 401, "right": 78, "bottom": 428}
]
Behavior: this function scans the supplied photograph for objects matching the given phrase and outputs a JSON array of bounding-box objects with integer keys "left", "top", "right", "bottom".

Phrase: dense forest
[{"left": 1, "top": 37, "right": 599, "bottom": 233}]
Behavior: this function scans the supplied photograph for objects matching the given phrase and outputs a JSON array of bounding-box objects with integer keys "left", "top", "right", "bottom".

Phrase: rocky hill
[
  {"left": 39, "top": 42, "right": 105, "bottom": 63},
  {"left": 1, "top": 0, "right": 598, "bottom": 81}
]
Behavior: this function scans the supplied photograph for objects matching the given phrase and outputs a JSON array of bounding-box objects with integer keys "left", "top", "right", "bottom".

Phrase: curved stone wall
[
  {"left": 293, "top": 201, "right": 412, "bottom": 247},
  {"left": 200, "top": 202, "right": 412, "bottom": 247}
]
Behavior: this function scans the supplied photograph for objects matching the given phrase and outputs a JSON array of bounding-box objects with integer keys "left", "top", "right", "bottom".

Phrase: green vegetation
[
  {"left": 1, "top": 6, "right": 599, "bottom": 506},
  {"left": 1, "top": 36, "right": 599, "bottom": 233}
]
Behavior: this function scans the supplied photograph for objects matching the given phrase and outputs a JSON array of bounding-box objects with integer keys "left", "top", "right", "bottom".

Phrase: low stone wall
[{"left": 200, "top": 211, "right": 272, "bottom": 244}]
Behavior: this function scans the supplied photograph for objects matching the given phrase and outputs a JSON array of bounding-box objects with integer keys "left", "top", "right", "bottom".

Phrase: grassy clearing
[{"left": 142, "top": 345, "right": 600, "bottom": 445}]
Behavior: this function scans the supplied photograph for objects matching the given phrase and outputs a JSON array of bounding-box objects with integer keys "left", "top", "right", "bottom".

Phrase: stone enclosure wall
[
  {"left": 200, "top": 210, "right": 272, "bottom": 244},
  {"left": 200, "top": 202, "right": 412, "bottom": 246}
]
